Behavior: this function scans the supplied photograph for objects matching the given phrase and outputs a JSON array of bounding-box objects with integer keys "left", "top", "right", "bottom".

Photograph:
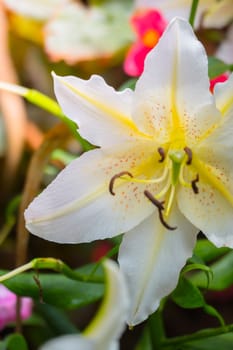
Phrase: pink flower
[
  {"left": 0, "top": 285, "right": 33, "bottom": 330},
  {"left": 210, "top": 73, "right": 229, "bottom": 93},
  {"left": 124, "top": 8, "right": 167, "bottom": 77}
]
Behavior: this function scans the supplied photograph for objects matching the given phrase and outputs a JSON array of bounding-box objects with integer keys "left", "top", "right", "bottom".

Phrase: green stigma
[{"left": 169, "top": 150, "right": 185, "bottom": 185}]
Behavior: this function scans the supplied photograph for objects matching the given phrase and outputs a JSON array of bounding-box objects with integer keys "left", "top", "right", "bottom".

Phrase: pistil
[{"left": 108, "top": 146, "right": 200, "bottom": 230}]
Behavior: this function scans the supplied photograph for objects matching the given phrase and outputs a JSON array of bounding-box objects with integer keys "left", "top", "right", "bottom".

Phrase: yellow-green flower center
[{"left": 109, "top": 146, "right": 199, "bottom": 230}]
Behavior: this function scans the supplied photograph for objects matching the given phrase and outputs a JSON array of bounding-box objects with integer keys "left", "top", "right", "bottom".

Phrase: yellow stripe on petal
[
  {"left": 26, "top": 185, "right": 106, "bottom": 224},
  {"left": 169, "top": 43, "right": 185, "bottom": 145},
  {"left": 84, "top": 259, "right": 128, "bottom": 345},
  {"left": 193, "top": 157, "right": 233, "bottom": 207},
  {"left": 26, "top": 149, "right": 159, "bottom": 226},
  {"left": 196, "top": 122, "right": 220, "bottom": 143},
  {"left": 53, "top": 73, "right": 152, "bottom": 140},
  {"left": 220, "top": 94, "right": 233, "bottom": 117}
]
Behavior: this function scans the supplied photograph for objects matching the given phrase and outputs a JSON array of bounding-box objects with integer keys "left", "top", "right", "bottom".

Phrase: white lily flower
[
  {"left": 40, "top": 259, "right": 129, "bottom": 350},
  {"left": 25, "top": 18, "right": 233, "bottom": 326},
  {"left": 134, "top": 0, "right": 233, "bottom": 28}
]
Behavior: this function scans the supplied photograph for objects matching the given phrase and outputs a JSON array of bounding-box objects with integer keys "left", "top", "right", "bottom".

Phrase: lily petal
[
  {"left": 188, "top": 71, "right": 233, "bottom": 248},
  {"left": 84, "top": 259, "right": 129, "bottom": 349},
  {"left": 40, "top": 336, "right": 94, "bottom": 350},
  {"left": 178, "top": 178, "right": 233, "bottom": 248},
  {"left": 133, "top": 18, "right": 220, "bottom": 143},
  {"left": 118, "top": 206, "right": 197, "bottom": 326},
  {"left": 214, "top": 72, "right": 233, "bottom": 119},
  {"left": 25, "top": 147, "right": 158, "bottom": 243},
  {"left": 53, "top": 73, "right": 148, "bottom": 148},
  {"left": 40, "top": 260, "right": 128, "bottom": 350},
  {"left": 196, "top": 74, "right": 233, "bottom": 164}
]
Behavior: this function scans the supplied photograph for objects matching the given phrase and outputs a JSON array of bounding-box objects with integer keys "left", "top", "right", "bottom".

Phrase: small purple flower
[{"left": 0, "top": 285, "right": 33, "bottom": 330}]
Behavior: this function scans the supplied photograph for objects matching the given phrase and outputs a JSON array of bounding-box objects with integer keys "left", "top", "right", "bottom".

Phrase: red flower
[
  {"left": 210, "top": 73, "right": 229, "bottom": 92},
  {"left": 124, "top": 9, "right": 167, "bottom": 77},
  {"left": 91, "top": 241, "right": 112, "bottom": 262}
]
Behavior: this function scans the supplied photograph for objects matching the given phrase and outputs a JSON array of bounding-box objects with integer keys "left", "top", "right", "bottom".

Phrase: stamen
[
  {"left": 158, "top": 147, "right": 166, "bottom": 163},
  {"left": 144, "top": 190, "right": 164, "bottom": 210},
  {"left": 155, "top": 172, "right": 172, "bottom": 199},
  {"left": 165, "top": 185, "right": 175, "bottom": 217},
  {"left": 126, "top": 166, "right": 169, "bottom": 185},
  {"left": 184, "top": 147, "right": 192, "bottom": 165},
  {"left": 191, "top": 174, "right": 199, "bottom": 194},
  {"left": 179, "top": 162, "right": 191, "bottom": 188},
  {"left": 109, "top": 171, "right": 133, "bottom": 195},
  {"left": 144, "top": 190, "right": 177, "bottom": 231}
]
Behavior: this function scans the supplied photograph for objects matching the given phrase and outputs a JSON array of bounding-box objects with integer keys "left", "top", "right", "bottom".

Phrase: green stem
[
  {"left": 189, "top": 0, "right": 199, "bottom": 27},
  {"left": 148, "top": 310, "right": 166, "bottom": 349},
  {"left": 26, "top": 90, "right": 92, "bottom": 151},
  {"left": 0, "top": 258, "right": 104, "bottom": 284},
  {"left": 0, "top": 195, "right": 21, "bottom": 246},
  {"left": 161, "top": 323, "right": 233, "bottom": 348},
  {"left": 0, "top": 217, "right": 15, "bottom": 246},
  {"left": 0, "top": 82, "right": 92, "bottom": 151}
]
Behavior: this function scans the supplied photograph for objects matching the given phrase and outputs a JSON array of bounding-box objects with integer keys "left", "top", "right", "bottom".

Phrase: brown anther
[
  {"left": 109, "top": 171, "right": 133, "bottom": 195},
  {"left": 191, "top": 174, "right": 199, "bottom": 194},
  {"left": 144, "top": 190, "right": 177, "bottom": 231},
  {"left": 144, "top": 190, "right": 164, "bottom": 210},
  {"left": 184, "top": 147, "right": 193, "bottom": 165},
  {"left": 158, "top": 147, "right": 166, "bottom": 163}
]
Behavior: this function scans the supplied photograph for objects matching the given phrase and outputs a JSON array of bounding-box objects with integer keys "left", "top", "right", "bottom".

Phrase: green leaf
[
  {"left": 1, "top": 271, "right": 104, "bottom": 310},
  {"left": 119, "top": 78, "right": 137, "bottom": 91},
  {"left": 194, "top": 239, "right": 230, "bottom": 263},
  {"left": 183, "top": 333, "right": 233, "bottom": 350},
  {"left": 36, "top": 303, "right": 78, "bottom": 336},
  {"left": 171, "top": 277, "right": 205, "bottom": 308},
  {"left": 172, "top": 274, "right": 226, "bottom": 327},
  {"left": 203, "top": 305, "right": 225, "bottom": 326},
  {"left": 51, "top": 149, "right": 76, "bottom": 165},
  {"left": 2, "top": 334, "right": 28, "bottom": 350},
  {"left": 208, "top": 56, "right": 231, "bottom": 79},
  {"left": 182, "top": 263, "right": 213, "bottom": 289},
  {"left": 135, "top": 326, "right": 152, "bottom": 350},
  {"left": 190, "top": 250, "right": 233, "bottom": 290},
  {"left": 188, "top": 253, "right": 205, "bottom": 265}
]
